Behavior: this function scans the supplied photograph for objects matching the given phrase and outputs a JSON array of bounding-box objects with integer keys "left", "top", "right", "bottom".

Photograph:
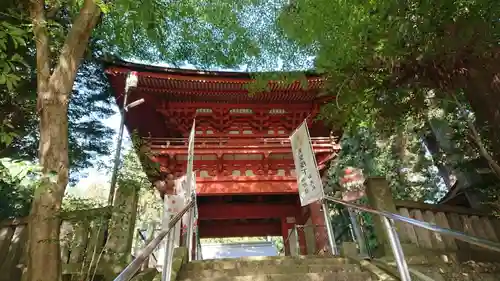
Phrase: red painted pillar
[
  {"left": 297, "top": 227, "right": 307, "bottom": 255},
  {"left": 296, "top": 215, "right": 308, "bottom": 255},
  {"left": 309, "top": 201, "right": 329, "bottom": 254},
  {"left": 280, "top": 218, "right": 291, "bottom": 255}
]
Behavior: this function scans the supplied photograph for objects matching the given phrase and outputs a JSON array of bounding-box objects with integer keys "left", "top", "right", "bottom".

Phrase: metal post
[
  {"left": 192, "top": 224, "right": 197, "bottom": 260},
  {"left": 185, "top": 207, "right": 194, "bottom": 261},
  {"left": 292, "top": 226, "right": 300, "bottom": 256},
  {"left": 347, "top": 208, "right": 368, "bottom": 257},
  {"left": 382, "top": 217, "right": 412, "bottom": 281},
  {"left": 195, "top": 225, "right": 203, "bottom": 260},
  {"left": 107, "top": 88, "right": 129, "bottom": 206},
  {"left": 161, "top": 230, "right": 174, "bottom": 281},
  {"left": 342, "top": 208, "right": 356, "bottom": 241},
  {"left": 322, "top": 201, "right": 339, "bottom": 255},
  {"left": 195, "top": 231, "right": 202, "bottom": 260}
]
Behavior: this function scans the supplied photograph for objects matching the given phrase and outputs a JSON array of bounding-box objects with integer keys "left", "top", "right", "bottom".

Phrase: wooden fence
[
  {"left": 0, "top": 207, "right": 110, "bottom": 281},
  {"left": 394, "top": 200, "right": 500, "bottom": 261}
]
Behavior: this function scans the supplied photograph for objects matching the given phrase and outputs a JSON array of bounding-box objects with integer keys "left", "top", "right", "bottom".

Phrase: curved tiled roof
[
  {"left": 104, "top": 59, "right": 333, "bottom": 139},
  {"left": 104, "top": 59, "right": 327, "bottom": 103}
]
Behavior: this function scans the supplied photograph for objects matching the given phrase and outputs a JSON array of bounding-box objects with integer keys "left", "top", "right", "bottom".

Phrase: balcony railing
[{"left": 144, "top": 137, "right": 335, "bottom": 150}]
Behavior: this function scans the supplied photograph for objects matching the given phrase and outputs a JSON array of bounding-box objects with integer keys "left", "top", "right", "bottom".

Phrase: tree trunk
[
  {"left": 457, "top": 75, "right": 500, "bottom": 179},
  {"left": 27, "top": 98, "right": 69, "bottom": 281},
  {"left": 27, "top": 1, "right": 101, "bottom": 281},
  {"left": 462, "top": 69, "right": 500, "bottom": 162}
]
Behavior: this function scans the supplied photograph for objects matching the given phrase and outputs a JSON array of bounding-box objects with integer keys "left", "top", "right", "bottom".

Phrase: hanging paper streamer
[{"left": 339, "top": 167, "right": 365, "bottom": 201}]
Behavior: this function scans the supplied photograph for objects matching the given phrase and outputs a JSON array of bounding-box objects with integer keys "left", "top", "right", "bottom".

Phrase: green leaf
[
  {"left": 96, "top": 0, "right": 112, "bottom": 14},
  {"left": 0, "top": 132, "right": 13, "bottom": 146},
  {"left": 6, "top": 78, "right": 13, "bottom": 92},
  {"left": 2, "top": 22, "right": 27, "bottom": 36},
  {"left": 0, "top": 39, "right": 6, "bottom": 51},
  {"left": 13, "top": 36, "right": 26, "bottom": 47},
  {"left": 11, "top": 53, "right": 23, "bottom": 62}
]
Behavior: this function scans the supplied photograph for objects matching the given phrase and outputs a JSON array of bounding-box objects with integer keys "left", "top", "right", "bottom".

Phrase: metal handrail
[
  {"left": 136, "top": 229, "right": 157, "bottom": 262},
  {"left": 324, "top": 195, "right": 500, "bottom": 281},
  {"left": 113, "top": 200, "right": 195, "bottom": 281},
  {"left": 324, "top": 196, "right": 500, "bottom": 253}
]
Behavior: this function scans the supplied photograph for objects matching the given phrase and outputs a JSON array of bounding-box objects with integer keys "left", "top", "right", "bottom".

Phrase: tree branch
[
  {"left": 29, "top": 0, "right": 51, "bottom": 95},
  {"left": 467, "top": 121, "right": 500, "bottom": 179},
  {"left": 48, "top": 0, "right": 101, "bottom": 98},
  {"left": 450, "top": 93, "right": 500, "bottom": 179}
]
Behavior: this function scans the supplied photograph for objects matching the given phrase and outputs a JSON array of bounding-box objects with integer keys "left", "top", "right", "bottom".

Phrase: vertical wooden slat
[
  {"left": 470, "top": 216, "right": 487, "bottom": 238},
  {"left": 447, "top": 212, "right": 470, "bottom": 253},
  {"left": 479, "top": 216, "right": 499, "bottom": 242},
  {"left": 68, "top": 221, "right": 90, "bottom": 264},
  {"left": 491, "top": 218, "right": 500, "bottom": 240},
  {"left": 397, "top": 208, "right": 419, "bottom": 245},
  {"left": 434, "top": 212, "right": 457, "bottom": 250},
  {"left": 69, "top": 220, "right": 90, "bottom": 281},
  {"left": 82, "top": 218, "right": 107, "bottom": 281},
  {"left": 0, "top": 225, "right": 27, "bottom": 281},
  {"left": 461, "top": 215, "right": 476, "bottom": 236},
  {"left": 462, "top": 215, "right": 482, "bottom": 251},
  {"left": 60, "top": 221, "right": 74, "bottom": 264},
  {"left": 410, "top": 209, "right": 433, "bottom": 248},
  {"left": 423, "top": 211, "right": 445, "bottom": 250},
  {"left": 84, "top": 219, "right": 106, "bottom": 268},
  {"left": 0, "top": 226, "right": 15, "bottom": 267}
]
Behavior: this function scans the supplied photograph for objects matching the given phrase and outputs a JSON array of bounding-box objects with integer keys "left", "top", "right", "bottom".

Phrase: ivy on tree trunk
[{"left": 27, "top": 1, "right": 101, "bottom": 281}]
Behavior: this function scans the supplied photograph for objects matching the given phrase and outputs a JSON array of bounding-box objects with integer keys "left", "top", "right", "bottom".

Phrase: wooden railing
[
  {"left": 144, "top": 136, "right": 333, "bottom": 148},
  {"left": 393, "top": 200, "right": 500, "bottom": 261},
  {"left": 0, "top": 207, "right": 111, "bottom": 281}
]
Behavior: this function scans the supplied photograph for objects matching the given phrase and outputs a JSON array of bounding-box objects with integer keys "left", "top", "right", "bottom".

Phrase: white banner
[
  {"left": 178, "top": 172, "right": 198, "bottom": 220},
  {"left": 163, "top": 184, "right": 185, "bottom": 230},
  {"left": 191, "top": 174, "right": 198, "bottom": 220},
  {"left": 186, "top": 120, "right": 196, "bottom": 194},
  {"left": 290, "top": 121, "right": 324, "bottom": 206}
]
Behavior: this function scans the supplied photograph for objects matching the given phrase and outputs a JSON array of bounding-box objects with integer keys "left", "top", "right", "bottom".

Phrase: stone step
[
  {"left": 379, "top": 254, "right": 456, "bottom": 266},
  {"left": 179, "top": 263, "right": 361, "bottom": 279},
  {"left": 179, "top": 272, "right": 372, "bottom": 281},
  {"left": 183, "top": 256, "right": 351, "bottom": 271},
  {"left": 130, "top": 268, "right": 159, "bottom": 281}
]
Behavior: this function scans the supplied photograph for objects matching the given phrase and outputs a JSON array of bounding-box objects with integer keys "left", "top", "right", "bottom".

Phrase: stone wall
[{"left": 0, "top": 207, "right": 109, "bottom": 281}]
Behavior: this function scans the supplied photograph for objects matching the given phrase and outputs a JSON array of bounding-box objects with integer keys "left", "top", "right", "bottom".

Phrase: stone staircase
[
  {"left": 132, "top": 251, "right": 500, "bottom": 281},
  {"left": 176, "top": 256, "right": 373, "bottom": 281}
]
